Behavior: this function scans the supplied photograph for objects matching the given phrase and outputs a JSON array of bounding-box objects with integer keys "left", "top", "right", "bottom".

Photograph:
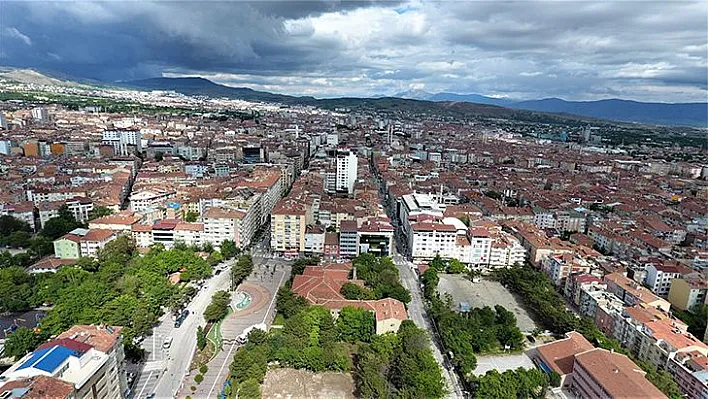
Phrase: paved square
[
  {"left": 437, "top": 274, "right": 538, "bottom": 332},
  {"left": 473, "top": 353, "right": 536, "bottom": 376}
]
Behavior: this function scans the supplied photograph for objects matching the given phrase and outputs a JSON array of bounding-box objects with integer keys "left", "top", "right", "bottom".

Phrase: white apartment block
[
  {"left": 129, "top": 189, "right": 176, "bottom": 213},
  {"left": 27, "top": 189, "right": 87, "bottom": 205},
  {"left": 1, "top": 203, "right": 36, "bottom": 231},
  {"left": 1, "top": 324, "right": 127, "bottom": 399},
  {"left": 102, "top": 130, "right": 142, "bottom": 156},
  {"left": 407, "top": 215, "right": 525, "bottom": 269},
  {"left": 399, "top": 193, "right": 446, "bottom": 243},
  {"left": 645, "top": 263, "right": 691, "bottom": 298},
  {"left": 203, "top": 207, "right": 245, "bottom": 249},
  {"left": 336, "top": 149, "right": 357, "bottom": 194}
]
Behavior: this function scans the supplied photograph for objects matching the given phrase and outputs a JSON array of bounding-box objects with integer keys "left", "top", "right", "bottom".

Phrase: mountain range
[
  {"left": 395, "top": 89, "right": 707, "bottom": 127},
  {"left": 2, "top": 67, "right": 705, "bottom": 127},
  {"left": 127, "top": 78, "right": 706, "bottom": 127}
]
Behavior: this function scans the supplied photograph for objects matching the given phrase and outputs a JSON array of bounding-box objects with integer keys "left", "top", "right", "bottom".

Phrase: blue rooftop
[{"left": 17, "top": 345, "right": 78, "bottom": 373}]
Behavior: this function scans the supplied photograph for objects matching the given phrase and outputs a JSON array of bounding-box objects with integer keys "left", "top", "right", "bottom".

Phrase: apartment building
[
  {"left": 53, "top": 228, "right": 117, "bottom": 259},
  {"left": 605, "top": 272, "right": 671, "bottom": 312},
  {"left": 399, "top": 193, "right": 445, "bottom": 244},
  {"left": 339, "top": 220, "right": 359, "bottom": 258},
  {"left": 1, "top": 202, "right": 36, "bottom": 231},
  {"left": 542, "top": 253, "right": 592, "bottom": 286},
  {"left": 65, "top": 197, "right": 94, "bottom": 223},
  {"left": 129, "top": 189, "right": 176, "bottom": 213},
  {"left": 503, "top": 220, "right": 574, "bottom": 266},
  {"left": 667, "top": 350, "right": 708, "bottom": 399},
  {"left": 27, "top": 189, "right": 87, "bottom": 206},
  {"left": 1, "top": 325, "right": 127, "bottom": 399},
  {"left": 646, "top": 263, "right": 694, "bottom": 298},
  {"left": 335, "top": 149, "right": 357, "bottom": 194},
  {"left": 0, "top": 375, "right": 75, "bottom": 398},
  {"left": 668, "top": 276, "right": 708, "bottom": 311},
  {"left": 304, "top": 225, "right": 326, "bottom": 255},
  {"left": 271, "top": 199, "right": 307, "bottom": 256},
  {"left": 89, "top": 211, "right": 142, "bottom": 232},
  {"left": 203, "top": 207, "right": 245, "bottom": 249},
  {"left": 102, "top": 130, "right": 141, "bottom": 156}
]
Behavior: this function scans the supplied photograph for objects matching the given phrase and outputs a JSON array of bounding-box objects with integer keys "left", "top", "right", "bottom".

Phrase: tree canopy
[
  {"left": 204, "top": 290, "right": 231, "bottom": 323},
  {"left": 352, "top": 254, "right": 411, "bottom": 304}
]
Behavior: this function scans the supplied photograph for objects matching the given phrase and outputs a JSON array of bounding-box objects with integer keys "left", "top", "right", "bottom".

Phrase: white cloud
[{"left": 3, "top": 27, "right": 32, "bottom": 46}]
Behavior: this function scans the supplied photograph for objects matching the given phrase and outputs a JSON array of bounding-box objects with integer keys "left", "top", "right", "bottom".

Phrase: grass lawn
[{"left": 206, "top": 306, "right": 233, "bottom": 356}]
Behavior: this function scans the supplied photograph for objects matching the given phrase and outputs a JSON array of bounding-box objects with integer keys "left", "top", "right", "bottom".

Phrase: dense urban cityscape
[
  {"left": 0, "top": 67, "right": 705, "bottom": 399},
  {"left": 0, "top": 1, "right": 707, "bottom": 398}
]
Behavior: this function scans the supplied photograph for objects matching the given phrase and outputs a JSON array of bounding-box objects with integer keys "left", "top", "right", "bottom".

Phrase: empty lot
[
  {"left": 261, "top": 368, "right": 355, "bottom": 399},
  {"left": 437, "top": 274, "right": 538, "bottom": 332}
]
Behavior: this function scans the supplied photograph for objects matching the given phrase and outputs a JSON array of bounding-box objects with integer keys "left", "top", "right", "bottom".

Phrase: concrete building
[
  {"left": 129, "top": 189, "right": 176, "bottom": 213},
  {"left": 528, "top": 332, "right": 666, "bottom": 398},
  {"left": 335, "top": 149, "right": 357, "bottom": 194},
  {"left": 102, "top": 130, "right": 141, "bottom": 156},
  {"left": 30, "top": 107, "right": 49, "bottom": 122},
  {"left": 0, "top": 202, "right": 36, "bottom": 231},
  {"left": 339, "top": 220, "right": 359, "bottom": 258},
  {"left": 646, "top": 263, "right": 694, "bottom": 298},
  {"left": 53, "top": 228, "right": 117, "bottom": 259},
  {"left": 271, "top": 199, "right": 307, "bottom": 256},
  {"left": 572, "top": 348, "right": 666, "bottom": 399},
  {"left": 542, "top": 253, "right": 592, "bottom": 286},
  {"left": 668, "top": 276, "right": 708, "bottom": 312},
  {"left": 203, "top": 207, "right": 245, "bottom": 249},
  {"left": 1, "top": 325, "right": 127, "bottom": 399},
  {"left": 604, "top": 272, "right": 671, "bottom": 312}
]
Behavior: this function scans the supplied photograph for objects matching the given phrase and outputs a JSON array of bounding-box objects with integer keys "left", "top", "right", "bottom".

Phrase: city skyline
[{"left": 1, "top": 1, "right": 706, "bottom": 102}]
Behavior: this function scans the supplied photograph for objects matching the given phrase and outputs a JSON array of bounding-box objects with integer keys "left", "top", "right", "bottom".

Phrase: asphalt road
[
  {"left": 130, "top": 257, "right": 236, "bottom": 399},
  {"left": 392, "top": 249, "right": 465, "bottom": 399}
]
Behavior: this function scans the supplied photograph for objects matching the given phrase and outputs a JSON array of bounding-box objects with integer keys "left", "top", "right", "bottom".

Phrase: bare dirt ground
[
  {"left": 261, "top": 368, "right": 355, "bottom": 399},
  {"left": 437, "top": 274, "right": 539, "bottom": 332}
]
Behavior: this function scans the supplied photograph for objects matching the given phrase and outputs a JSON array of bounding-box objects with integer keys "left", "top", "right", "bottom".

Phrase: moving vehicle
[
  {"left": 174, "top": 309, "right": 190, "bottom": 328},
  {"left": 236, "top": 323, "right": 267, "bottom": 344}
]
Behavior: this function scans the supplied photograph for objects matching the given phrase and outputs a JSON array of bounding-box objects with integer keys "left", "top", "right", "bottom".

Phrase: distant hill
[
  {"left": 123, "top": 77, "right": 316, "bottom": 105},
  {"left": 124, "top": 78, "right": 533, "bottom": 120},
  {"left": 394, "top": 90, "right": 512, "bottom": 107},
  {"left": 0, "top": 68, "right": 80, "bottom": 87},
  {"left": 394, "top": 89, "right": 707, "bottom": 126},
  {"left": 510, "top": 98, "right": 707, "bottom": 127}
]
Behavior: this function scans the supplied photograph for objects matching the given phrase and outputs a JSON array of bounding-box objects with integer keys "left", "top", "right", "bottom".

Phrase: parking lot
[{"left": 437, "top": 274, "right": 538, "bottom": 332}]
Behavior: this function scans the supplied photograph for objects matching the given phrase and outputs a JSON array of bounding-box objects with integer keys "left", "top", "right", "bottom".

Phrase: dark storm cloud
[{"left": 0, "top": 1, "right": 705, "bottom": 101}]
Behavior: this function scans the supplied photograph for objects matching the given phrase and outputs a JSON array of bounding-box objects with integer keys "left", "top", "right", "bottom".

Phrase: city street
[
  {"left": 129, "top": 257, "right": 237, "bottom": 399},
  {"left": 392, "top": 249, "right": 465, "bottom": 399},
  {"left": 178, "top": 257, "right": 290, "bottom": 399}
]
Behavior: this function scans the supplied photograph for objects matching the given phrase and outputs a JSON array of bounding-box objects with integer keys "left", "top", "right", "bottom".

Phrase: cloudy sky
[{"left": 1, "top": 1, "right": 706, "bottom": 101}]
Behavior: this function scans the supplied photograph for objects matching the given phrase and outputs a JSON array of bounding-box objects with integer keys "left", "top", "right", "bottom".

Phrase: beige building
[
  {"left": 271, "top": 199, "right": 307, "bottom": 255},
  {"left": 668, "top": 276, "right": 708, "bottom": 311}
]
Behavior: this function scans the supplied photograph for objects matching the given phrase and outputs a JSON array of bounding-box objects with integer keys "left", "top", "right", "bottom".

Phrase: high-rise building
[
  {"left": 102, "top": 130, "right": 142, "bottom": 156},
  {"left": 335, "top": 149, "right": 357, "bottom": 194},
  {"left": 0, "top": 113, "right": 8, "bottom": 129},
  {"left": 31, "top": 107, "right": 49, "bottom": 122}
]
